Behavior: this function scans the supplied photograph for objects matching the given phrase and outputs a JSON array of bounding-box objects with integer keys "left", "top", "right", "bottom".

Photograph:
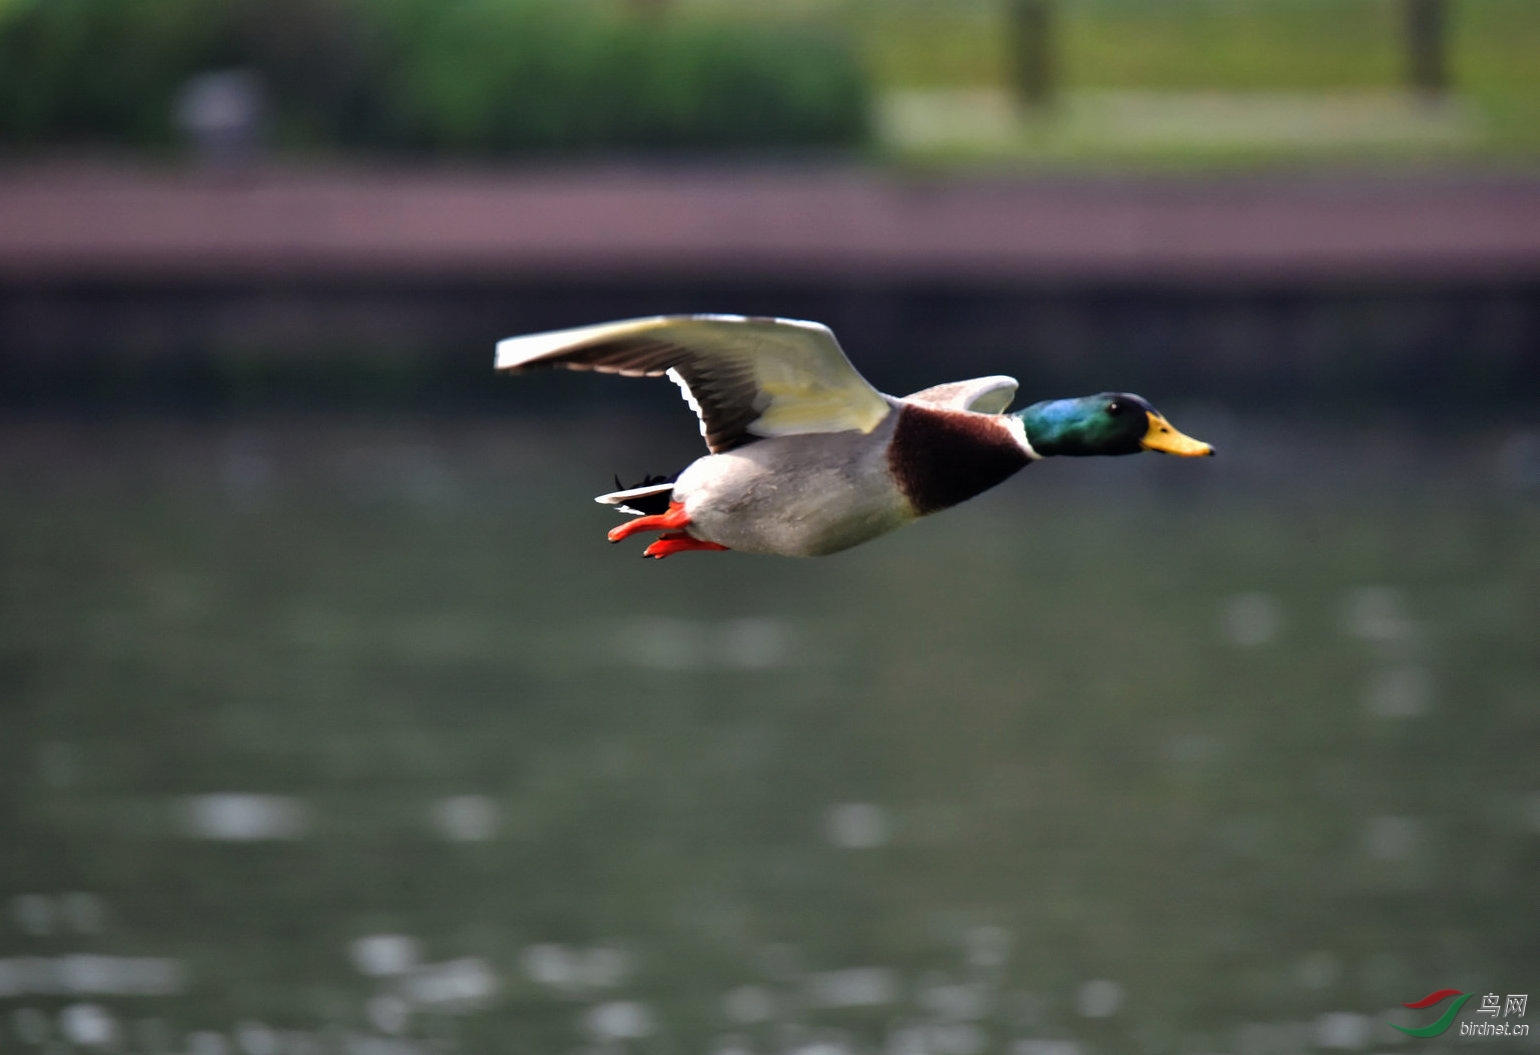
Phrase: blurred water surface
[{"left": 2, "top": 416, "right": 1537, "bottom": 1054}]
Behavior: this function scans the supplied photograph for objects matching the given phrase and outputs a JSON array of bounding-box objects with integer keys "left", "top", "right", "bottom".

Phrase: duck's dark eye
[{"left": 1106, "top": 401, "right": 1124, "bottom": 416}]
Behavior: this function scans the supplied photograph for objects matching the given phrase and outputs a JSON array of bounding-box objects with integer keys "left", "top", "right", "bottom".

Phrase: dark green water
[{"left": 2, "top": 417, "right": 1537, "bottom": 1055}]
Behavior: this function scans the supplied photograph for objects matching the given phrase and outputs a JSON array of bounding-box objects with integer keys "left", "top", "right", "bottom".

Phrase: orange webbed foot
[
  {"left": 642, "top": 532, "right": 730, "bottom": 560},
  {"left": 608, "top": 500, "right": 691, "bottom": 543}
]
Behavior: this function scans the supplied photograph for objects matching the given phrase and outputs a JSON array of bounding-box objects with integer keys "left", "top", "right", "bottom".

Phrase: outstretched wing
[
  {"left": 495, "top": 315, "right": 892, "bottom": 453},
  {"left": 903, "top": 376, "right": 1019, "bottom": 415}
]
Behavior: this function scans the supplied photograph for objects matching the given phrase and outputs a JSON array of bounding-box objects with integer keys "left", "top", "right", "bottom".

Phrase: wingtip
[{"left": 493, "top": 337, "right": 524, "bottom": 372}]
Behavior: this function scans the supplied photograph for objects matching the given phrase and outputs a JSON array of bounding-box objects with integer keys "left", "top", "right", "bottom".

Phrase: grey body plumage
[{"left": 672, "top": 406, "right": 914, "bottom": 556}]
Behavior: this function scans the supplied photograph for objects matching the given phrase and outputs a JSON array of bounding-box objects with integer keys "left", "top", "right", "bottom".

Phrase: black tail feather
[{"left": 610, "top": 471, "right": 679, "bottom": 516}]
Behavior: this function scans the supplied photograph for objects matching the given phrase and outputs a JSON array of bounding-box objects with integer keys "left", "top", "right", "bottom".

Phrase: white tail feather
[{"left": 595, "top": 481, "right": 675, "bottom": 516}]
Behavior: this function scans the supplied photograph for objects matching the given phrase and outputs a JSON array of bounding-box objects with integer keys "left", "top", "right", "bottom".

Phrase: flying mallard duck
[{"left": 496, "top": 314, "right": 1213, "bottom": 559}]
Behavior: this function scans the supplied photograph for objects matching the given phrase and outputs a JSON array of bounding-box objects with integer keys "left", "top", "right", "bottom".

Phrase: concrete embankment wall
[{"left": 2, "top": 165, "right": 1536, "bottom": 412}]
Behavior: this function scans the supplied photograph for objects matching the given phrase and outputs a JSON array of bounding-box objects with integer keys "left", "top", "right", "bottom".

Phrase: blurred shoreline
[
  {"left": 3, "top": 160, "right": 1540, "bottom": 284},
  {"left": 3, "top": 161, "right": 1535, "bottom": 417}
]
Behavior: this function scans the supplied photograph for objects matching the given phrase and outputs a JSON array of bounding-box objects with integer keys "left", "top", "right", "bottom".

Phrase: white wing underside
[{"left": 495, "top": 314, "right": 892, "bottom": 453}]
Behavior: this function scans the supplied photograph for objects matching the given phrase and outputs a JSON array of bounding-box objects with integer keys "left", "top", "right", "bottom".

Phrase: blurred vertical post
[
  {"left": 1007, "top": 0, "right": 1055, "bottom": 108},
  {"left": 1404, "top": 0, "right": 1449, "bottom": 99}
]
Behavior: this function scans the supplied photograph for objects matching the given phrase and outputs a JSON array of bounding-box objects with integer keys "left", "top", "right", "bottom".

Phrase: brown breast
[{"left": 886, "top": 403, "right": 1033, "bottom": 515}]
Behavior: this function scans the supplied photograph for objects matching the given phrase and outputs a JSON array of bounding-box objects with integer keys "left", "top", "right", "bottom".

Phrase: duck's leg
[
  {"left": 642, "top": 532, "right": 730, "bottom": 560},
  {"left": 607, "top": 501, "right": 692, "bottom": 543}
]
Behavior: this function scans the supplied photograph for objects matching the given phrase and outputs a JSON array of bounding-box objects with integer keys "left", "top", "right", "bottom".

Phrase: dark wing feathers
[
  {"left": 495, "top": 315, "right": 891, "bottom": 454},
  {"left": 504, "top": 331, "right": 762, "bottom": 451}
]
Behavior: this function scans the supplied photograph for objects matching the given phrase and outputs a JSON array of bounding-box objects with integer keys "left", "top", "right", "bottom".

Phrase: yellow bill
[{"left": 1141, "top": 412, "right": 1215, "bottom": 456}]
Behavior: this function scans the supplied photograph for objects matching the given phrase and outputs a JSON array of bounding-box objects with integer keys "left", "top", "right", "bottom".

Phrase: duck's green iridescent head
[{"left": 1013, "top": 393, "right": 1214, "bottom": 458}]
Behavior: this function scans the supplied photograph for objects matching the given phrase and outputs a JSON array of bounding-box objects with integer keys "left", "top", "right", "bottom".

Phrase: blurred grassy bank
[
  {"left": 712, "top": 0, "right": 1540, "bottom": 164},
  {"left": 3, "top": 0, "right": 1540, "bottom": 165},
  {"left": 0, "top": 0, "right": 867, "bottom": 155},
  {"left": 836, "top": 0, "right": 1538, "bottom": 95}
]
